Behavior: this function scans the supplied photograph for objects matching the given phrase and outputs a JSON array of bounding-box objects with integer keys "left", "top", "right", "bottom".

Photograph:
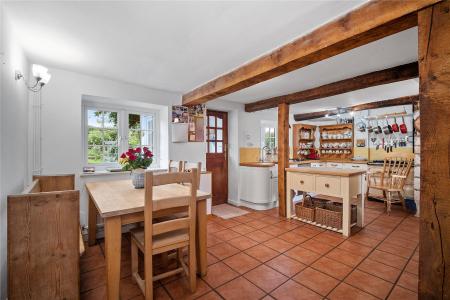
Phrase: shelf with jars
[
  {"left": 319, "top": 124, "right": 354, "bottom": 159},
  {"left": 292, "top": 123, "right": 317, "bottom": 160}
]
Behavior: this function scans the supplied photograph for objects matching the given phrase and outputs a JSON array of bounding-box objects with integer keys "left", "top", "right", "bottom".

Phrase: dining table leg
[
  {"left": 104, "top": 216, "right": 122, "bottom": 300},
  {"left": 196, "top": 199, "right": 207, "bottom": 276},
  {"left": 88, "top": 194, "right": 98, "bottom": 246}
]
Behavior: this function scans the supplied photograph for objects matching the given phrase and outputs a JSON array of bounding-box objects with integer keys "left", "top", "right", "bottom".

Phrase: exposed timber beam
[
  {"left": 182, "top": 0, "right": 440, "bottom": 106},
  {"left": 246, "top": 63, "right": 418, "bottom": 112},
  {"left": 418, "top": 1, "right": 450, "bottom": 298},
  {"left": 277, "top": 103, "right": 289, "bottom": 218},
  {"left": 293, "top": 95, "right": 418, "bottom": 121}
]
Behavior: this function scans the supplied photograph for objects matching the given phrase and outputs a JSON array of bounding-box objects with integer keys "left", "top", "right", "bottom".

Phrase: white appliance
[{"left": 171, "top": 123, "right": 188, "bottom": 143}]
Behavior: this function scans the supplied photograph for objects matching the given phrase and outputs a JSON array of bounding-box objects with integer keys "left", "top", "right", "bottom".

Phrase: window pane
[
  {"left": 129, "top": 130, "right": 141, "bottom": 148},
  {"left": 141, "top": 131, "right": 153, "bottom": 145},
  {"left": 87, "top": 109, "right": 103, "bottom": 128},
  {"left": 217, "top": 142, "right": 223, "bottom": 153},
  {"left": 88, "top": 128, "right": 103, "bottom": 145},
  {"left": 217, "top": 117, "right": 223, "bottom": 128},
  {"left": 103, "top": 146, "right": 118, "bottom": 163},
  {"left": 129, "top": 113, "right": 140, "bottom": 130},
  {"left": 217, "top": 129, "right": 223, "bottom": 141},
  {"left": 209, "top": 142, "right": 216, "bottom": 153},
  {"left": 141, "top": 115, "right": 153, "bottom": 130},
  {"left": 103, "top": 111, "right": 118, "bottom": 128},
  {"left": 103, "top": 129, "right": 118, "bottom": 145},
  {"left": 209, "top": 116, "right": 215, "bottom": 127},
  {"left": 88, "top": 146, "right": 103, "bottom": 164},
  {"left": 209, "top": 130, "right": 216, "bottom": 141}
]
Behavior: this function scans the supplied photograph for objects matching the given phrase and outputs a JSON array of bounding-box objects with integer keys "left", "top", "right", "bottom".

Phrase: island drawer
[
  {"left": 315, "top": 175, "right": 341, "bottom": 197},
  {"left": 326, "top": 162, "right": 343, "bottom": 169},
  {"left": 289, "top": 173, "right": 315, "bottom": 191}
]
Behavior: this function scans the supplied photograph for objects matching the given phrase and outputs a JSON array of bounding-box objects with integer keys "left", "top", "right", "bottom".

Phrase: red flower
[
  {"left": 144, "top": 151, "right": 153, "bottom": 158},
  {"left": 120, "top": 153, "right": 126, "bottom": 159},
  {"left": 143, "top": 147, "right": 149, "bottom": 152},
  {"left": 128, "top": 148, "right": 134, "bottom": 153},
  {"left": 126, "top": 151, "right": 132, "bottom": 156},
  {"left": 128, "top": 154, "right": 137, "bottom": 161},
  {"left": 135, "top": 147, "right": 141, "bottom": 153}
]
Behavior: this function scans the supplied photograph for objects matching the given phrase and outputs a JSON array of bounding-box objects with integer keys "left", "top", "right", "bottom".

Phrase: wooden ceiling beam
[
  {"left": 245, "top": 62, "right": 418, "bottom": 112},
  {"left": 293, "top": 95, "right": 419, "bottom": 121},
  {"left": 182, "top": 0, "right": 440, "bottom": 106}
]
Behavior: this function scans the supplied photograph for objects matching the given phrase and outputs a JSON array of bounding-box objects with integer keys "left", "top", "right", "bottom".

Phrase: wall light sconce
[{"left": 15, "top": 64, "right": 52, "bottom": 92}]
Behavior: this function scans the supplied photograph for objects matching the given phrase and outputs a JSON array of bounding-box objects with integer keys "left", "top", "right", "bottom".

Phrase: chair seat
[
  {"left": 131, "top": 227, "right": 189, "bottom": 252},
  {"left": 369, "top": 185, "right": 402, "bottom": 192}
]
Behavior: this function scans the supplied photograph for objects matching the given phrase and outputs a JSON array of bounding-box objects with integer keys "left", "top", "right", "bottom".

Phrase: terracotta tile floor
[{"left": 81, "top": 200, "right": 419, "bottom": 299}]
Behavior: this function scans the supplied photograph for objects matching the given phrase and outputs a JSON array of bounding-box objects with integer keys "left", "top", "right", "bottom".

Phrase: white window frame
[
  {"left": 82, "top": 101, "right": 160, "bottom": 168},
  {"left": 260, "top": 120, "right": 277, "bottom": 149}
]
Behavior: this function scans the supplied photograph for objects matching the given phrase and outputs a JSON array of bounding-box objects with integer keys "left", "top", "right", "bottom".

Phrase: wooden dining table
[{"left": 86, "top": 179, "right": 211, "bottom": 300}]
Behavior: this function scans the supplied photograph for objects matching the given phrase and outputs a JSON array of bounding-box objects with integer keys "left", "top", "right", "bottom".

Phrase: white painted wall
[
  {"left": 0, "top": 8, "right": 30, "bottom": 299},
  {"left": 37, "top": 68, "right": 202, "bottom": 225}
]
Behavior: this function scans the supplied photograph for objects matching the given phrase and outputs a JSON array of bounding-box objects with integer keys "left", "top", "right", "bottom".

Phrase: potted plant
[{"left": 119, "top": 147, "right": 153, "bottom": 188}]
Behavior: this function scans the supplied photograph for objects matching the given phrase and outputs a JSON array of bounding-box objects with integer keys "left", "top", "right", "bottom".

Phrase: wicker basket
[
  {"left": 315, "top": 203, "right": 357, "bottom": 230},
  {"left": 295, "top": 195, "right": 315, "bottom": 222}
]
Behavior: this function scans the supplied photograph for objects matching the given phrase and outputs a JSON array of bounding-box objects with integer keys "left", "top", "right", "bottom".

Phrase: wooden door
[{"left": 206, "top": 110, "right": 228, "bottom": 205}]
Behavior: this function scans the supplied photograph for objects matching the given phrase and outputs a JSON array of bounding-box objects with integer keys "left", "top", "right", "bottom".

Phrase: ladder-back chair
[
  {"left": 183, "top": 161, "right": 202, "bottom": 189},
  {"left": 168, "top": 160, "right": 183, "bottom": 173},
  {"left": 366, "top": 152, "right": 414, "bottom": 214},
  {"left": 130, "top": 169, "right": 198, "bottom": 299}
]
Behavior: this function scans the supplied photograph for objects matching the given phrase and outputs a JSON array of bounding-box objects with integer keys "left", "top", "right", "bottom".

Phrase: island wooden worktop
[
  {"left": 240, "top": 159, "right": 369, "bottom": 167},
  {"left": 285, "top": 167, "right": 366, "bottom": 177},
  {"left": 239, "top": 161, "right": 301, "bottom": 167}
]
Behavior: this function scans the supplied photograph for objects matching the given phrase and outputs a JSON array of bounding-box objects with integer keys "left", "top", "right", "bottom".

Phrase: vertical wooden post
[
  {"left": 418, "top": 1, "right": 450, "bottom": 298},
  {"left": 278, "top": 102, "right": 289, "bottom": 217}
]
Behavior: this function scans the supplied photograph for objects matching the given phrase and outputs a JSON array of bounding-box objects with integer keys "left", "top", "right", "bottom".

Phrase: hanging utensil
[
  {"left": 357, "top": 119, "right": 366, "bottom": 132},
  {"left": 391, "top": 117, "right": 399, "bottom": 132},
  {"left": 374, "top": 120, "right": 382, "bottom": 134},
  {"left": 367, "top": 120, "right": 374, "bottom": 133},
  {"left": 400, "top": 116, "right": 408, "bottom": 134},
  {"left": 383, "top": 119, "right": 392, "bottom": 135}
]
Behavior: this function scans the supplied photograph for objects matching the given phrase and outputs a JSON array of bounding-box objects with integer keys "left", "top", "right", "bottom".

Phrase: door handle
[
  {"left": 300, "top": 180, "right": 304, "bottom": 184},
  {"left": 325, "top": 183, "right": 330, "bottom": 188}
]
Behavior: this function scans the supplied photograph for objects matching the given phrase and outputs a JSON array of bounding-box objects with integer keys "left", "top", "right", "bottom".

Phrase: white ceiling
[
  {"left": 4, "top": 0, "right": 418, "bottom": 109},
  {"left": 5, "top": 0, "right": 366, "bottom": 94}
]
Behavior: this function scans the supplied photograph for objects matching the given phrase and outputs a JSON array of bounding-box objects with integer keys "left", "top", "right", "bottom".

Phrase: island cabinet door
[{"left": 315, "top": 175, "right": 341, "bottom": 197}]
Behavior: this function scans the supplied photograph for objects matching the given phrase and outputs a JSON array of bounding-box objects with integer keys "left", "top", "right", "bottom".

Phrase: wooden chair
[
  {"left": 168, "top": 160, "right": 183, "bottom": 173},
  {"left": 130, "top": 169, "right": 198, "bottom": 299},
  {"left": 366, "top": 153, "right": 414, "bottom": 214},
  {"left": 183, "top": 161, "right": 202, "bottom": 189}
]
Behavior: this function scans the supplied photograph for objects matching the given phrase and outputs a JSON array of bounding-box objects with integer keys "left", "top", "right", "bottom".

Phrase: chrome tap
[{"left": 260, "top": 145, "right": 271, "bottom": 162}]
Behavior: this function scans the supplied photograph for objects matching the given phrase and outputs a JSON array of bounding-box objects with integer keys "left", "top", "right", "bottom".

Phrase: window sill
[{"left": 80, "top": 167, "right": 168, "bottom": 177}]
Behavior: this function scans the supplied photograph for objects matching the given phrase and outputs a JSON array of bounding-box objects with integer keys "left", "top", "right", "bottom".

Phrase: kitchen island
[{"left": 286, "top": 167, "right": 366, "bottom": 236}]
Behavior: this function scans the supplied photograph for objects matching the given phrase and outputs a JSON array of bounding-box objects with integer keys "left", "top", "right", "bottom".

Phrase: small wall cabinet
[
  {"left": 319, "top": 124, "right": 354, "bottom": 159},
  {"left": 292, "top": 124, "right": 317, "bottom": 160}
]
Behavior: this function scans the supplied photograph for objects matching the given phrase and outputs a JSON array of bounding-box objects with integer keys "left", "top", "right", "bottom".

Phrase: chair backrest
[
  {"left": 143, "top": 169, "right": 198, "bottom": 254},
  {"left": 183, "top": 161, "right": 202, "bottom": 189},
  {"left": 381, "top": 152, "right": 414, "bottom": 188},
  {"left": 168, "top": 160, "right": 183, "bottom": 173}
]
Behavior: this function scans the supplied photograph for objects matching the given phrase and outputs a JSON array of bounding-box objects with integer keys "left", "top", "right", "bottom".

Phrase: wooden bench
[{"left": 7, "top": 174, "right": 81, "bottom": 299}]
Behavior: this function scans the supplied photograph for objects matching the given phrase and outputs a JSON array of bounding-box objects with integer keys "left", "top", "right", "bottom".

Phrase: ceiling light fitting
[{"left": 15, "top": 64, "right": 52, "bottom": 92}]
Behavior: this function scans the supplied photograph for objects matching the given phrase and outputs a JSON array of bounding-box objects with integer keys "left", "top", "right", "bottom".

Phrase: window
[
  {"left": 206, "top": 113, "right": 224, "bottom": 153},
  {"left": 87, "top": 109, "right": 119, "bottom": 164},
  {"left": 83, "top": 103, "right": 158, "bottom": 167},
  {"left": 260, "top": 121, "right": 277, "bottom": 149},
  {"left": 263, "top": 128, "right": 276, "bottom": 149}
]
